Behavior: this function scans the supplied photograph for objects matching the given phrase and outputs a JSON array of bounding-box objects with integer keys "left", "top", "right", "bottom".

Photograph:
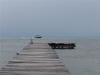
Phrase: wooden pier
[{"left": 0, "top": 43, "right": 70, "bottom": 75}]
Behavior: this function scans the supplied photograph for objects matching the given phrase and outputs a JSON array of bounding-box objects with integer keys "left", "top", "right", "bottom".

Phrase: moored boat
[{"left": 34, "top": 35, "right": 42, "bottom": 38}]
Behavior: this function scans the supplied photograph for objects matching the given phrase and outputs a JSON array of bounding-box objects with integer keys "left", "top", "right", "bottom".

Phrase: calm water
[
  {"left": 0, "top": 39, "right": 30, "bottom": 68},
  {"left": 0, "top": 38, "right": 100, "bottom": 75}
]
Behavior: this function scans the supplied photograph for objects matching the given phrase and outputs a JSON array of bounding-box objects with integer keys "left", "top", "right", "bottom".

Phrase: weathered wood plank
[
  {"left": 0, "top": 71, "right": 69, "bottom": 75},
  {"left": 8, "top": 60, "right": 62, "bottom": 63}
]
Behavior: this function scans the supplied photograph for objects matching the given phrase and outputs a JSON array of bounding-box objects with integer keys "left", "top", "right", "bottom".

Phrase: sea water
[
  {"left": 0, "top": 38, "right": 30, "bottom": 68},
  {"left": 0, "top": 38, "right": 100, "bottom": 75},
  {"left": 56, "top": 38, "right": 100, "bottom": 75}
]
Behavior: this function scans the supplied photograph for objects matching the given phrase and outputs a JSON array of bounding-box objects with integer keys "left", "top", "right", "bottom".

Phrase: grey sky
[{"left": 0, "top": 0, "right": 100, "bottom": 37}]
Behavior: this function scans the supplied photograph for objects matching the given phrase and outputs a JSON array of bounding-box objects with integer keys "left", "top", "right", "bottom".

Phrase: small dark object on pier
[
  {"left": 16, "top": 53, "right": 19, "bottom": 55},
  {"left": 30, "top": 39, "right": 33, "bottom": 44},
  {"left": 48, "top": 43, "right": 76, "bottom": 49}
]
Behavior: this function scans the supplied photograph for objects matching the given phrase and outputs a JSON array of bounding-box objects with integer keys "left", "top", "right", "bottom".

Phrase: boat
[{"left": 34, "top": 35, "right": 42, "bottom": 38}]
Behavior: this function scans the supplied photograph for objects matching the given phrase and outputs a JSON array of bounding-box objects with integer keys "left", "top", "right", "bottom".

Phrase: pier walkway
[{"left": 0, "top": 43, "right": 70, "bottom": 75}]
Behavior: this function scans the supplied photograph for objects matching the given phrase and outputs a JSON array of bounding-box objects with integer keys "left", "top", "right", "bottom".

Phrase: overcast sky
[{"left": 0, "top": 0, "right": 100, "bottom": 37}]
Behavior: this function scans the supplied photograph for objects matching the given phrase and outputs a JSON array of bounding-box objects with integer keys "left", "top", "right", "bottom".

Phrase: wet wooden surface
[{"left": 0, "top": 43, "right": 70, "bottom": 75}]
